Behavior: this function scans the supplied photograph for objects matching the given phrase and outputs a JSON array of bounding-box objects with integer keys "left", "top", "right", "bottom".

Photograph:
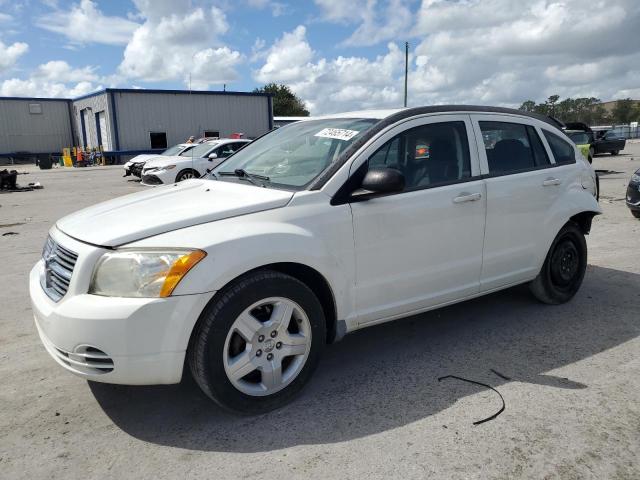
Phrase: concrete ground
[{"left": 1, "top": 145, "right": 639, "bottom": 480}]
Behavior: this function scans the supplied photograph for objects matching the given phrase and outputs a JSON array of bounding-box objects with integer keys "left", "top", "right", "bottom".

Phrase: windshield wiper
[{"left": 218, "top": 169, "right": 270, "bottom": 186}]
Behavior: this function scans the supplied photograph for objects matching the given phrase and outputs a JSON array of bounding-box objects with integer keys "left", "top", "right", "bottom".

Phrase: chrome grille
[{"left": 41, "top": 236, "right": 78, "bottom": 302}]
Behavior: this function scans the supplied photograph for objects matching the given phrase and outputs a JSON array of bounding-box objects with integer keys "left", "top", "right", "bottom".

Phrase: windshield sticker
[{"left": 314, "top": 128, "right": 360, "bottom": 141}]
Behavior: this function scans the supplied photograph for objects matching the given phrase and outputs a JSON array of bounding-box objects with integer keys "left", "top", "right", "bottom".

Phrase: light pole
[{"left": 404, "top": 41, "right": 409, "bottom": 108}]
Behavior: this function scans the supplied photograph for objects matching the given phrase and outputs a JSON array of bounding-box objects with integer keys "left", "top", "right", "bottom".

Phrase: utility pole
[{"left": 404, "top": 41, "right": 409, "bottom": 108}]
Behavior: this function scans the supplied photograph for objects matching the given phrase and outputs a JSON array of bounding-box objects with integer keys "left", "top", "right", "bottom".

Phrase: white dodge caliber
[{"left": 30, "top": 106, "right": 600, "bottom": 413}]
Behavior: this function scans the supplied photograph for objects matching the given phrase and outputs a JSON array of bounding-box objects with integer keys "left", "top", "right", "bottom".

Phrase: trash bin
[{"left": 39, "top": 156, "right": 53, "bottom": 170}]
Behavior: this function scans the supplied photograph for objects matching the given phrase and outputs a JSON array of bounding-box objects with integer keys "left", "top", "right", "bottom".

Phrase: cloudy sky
[{"left": 0, "top": 0, "right": 638, "bottom": 114}]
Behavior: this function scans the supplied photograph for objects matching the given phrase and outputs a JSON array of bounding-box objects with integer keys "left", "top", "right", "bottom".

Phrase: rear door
[{"left": 471, "top": 115, "right": 559, "bottom": 291}]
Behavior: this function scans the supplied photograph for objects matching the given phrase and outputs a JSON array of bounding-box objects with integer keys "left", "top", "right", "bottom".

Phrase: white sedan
[
  {"left": 123, "top": 143, "right": 195, "bottom": 178},
  {"left": 140, "top": 138, "right": 250, "bottom": 185}
]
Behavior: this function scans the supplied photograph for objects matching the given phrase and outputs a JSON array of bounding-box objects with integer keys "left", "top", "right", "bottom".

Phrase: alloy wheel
[{"left": 222, "top": 297, "right": 312, "bottom": 396}]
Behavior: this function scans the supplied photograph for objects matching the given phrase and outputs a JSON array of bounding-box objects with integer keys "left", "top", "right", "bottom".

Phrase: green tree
[
  {"left": 611, "top": 98, "right": 636, "bottom": 124},
  {"left": 253, "top": 83, "right": 310, "bottom": 116},
  {"left": 519, "top": 100, "right": 536, "bottom": 112},
  {"left": 545, "top": 94, "right": 560, "bottom": 116}
]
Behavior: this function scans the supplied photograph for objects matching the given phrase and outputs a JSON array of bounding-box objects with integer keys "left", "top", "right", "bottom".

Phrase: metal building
[
  {"left": 0, "top": 89, "right": 272, "bottom": 159},
  {"left": 72, "top": 89, "right": 272, "bottom": 153},
  {"left": 0, "top": 97, "right": 73, "bottom": 155}
]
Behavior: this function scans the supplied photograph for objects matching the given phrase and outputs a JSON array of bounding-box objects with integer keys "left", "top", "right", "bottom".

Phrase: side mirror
[
  {"left": 353, "top": 167, "right": 405, "bottom": 198},
  {"left": 208, "top": 153, "right": 218, "bottom": 160}
]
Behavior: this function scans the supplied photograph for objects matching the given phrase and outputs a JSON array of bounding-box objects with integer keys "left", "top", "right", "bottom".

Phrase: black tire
[
  {"left": 175, "top": 169, "right": 199, "bottom": 182},
  {"left": 631, "top": 210, "right": 640, "bottom": 219},
  {"left": 611, "top": 151, "right": 619, "bottom": 155},
  {"left": 188, "top": 270, "right": 326, "bottom": 414},
  {"left": 529, "top": 222, "right": 587, "bottom": 305}
]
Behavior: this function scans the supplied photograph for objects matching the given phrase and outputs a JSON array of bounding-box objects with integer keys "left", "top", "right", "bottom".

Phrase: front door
[{"left": 349, "top": 116, "right": 486, "bottom": 325}]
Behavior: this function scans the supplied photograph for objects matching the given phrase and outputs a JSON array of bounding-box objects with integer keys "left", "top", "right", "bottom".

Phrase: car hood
[
  {"left": 140, "top": 155, "right": 187, "bottom": 169},
  {"left": 56, "top": 179, "right": 294, "bottom": 247}
]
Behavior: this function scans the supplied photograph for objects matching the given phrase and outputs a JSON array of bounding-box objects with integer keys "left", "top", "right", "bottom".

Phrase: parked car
[
  {"left": 141, "top": 138, "right": 250, "bottom": 185},
  {"left": 593, "top": 130, "right": 626, "bottom": 155},
  {"left": 626, "top": 168, "right": 640, "bottom": 218},
  {"left": 565, "top": 130, "right": 593, "bottom": 163},
  {"left": 29, "top": 106, "right": 600, "bottom": 413},
  {"left": 564, "top": 123, "right": 626, "bottom": 156},
  {"left": 123, "top": 143, "right": 195, "bottom": 178}
]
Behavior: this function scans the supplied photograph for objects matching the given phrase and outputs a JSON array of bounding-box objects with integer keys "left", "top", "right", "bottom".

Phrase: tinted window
[
  {"left": 217, "top": 144, "right": 236, "bottom": 158},
  {"left": 480, "top": 121, "right": 549, "bottom": 175},
  {"left": 367, "top": 121, "right": 471, "bottom": 189},
  {"left": 543, "top": 131, "right": 576, "bottom": 164}
]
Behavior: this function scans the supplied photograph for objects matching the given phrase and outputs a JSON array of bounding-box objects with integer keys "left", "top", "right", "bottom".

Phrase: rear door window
[
  {"left": 543, "top": 131, "right": 576, "bottom": 165},
  {"left": 479, "top": 121, "right": 549, "bottom": 175}
]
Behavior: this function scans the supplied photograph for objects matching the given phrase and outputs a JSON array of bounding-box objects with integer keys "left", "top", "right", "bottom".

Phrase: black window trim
[{"left": 331, "top": 118, "right": 480, "bottom": 205}]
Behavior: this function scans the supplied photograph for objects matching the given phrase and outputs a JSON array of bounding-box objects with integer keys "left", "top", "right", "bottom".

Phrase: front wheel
[
  {"left": 611, "top": 150, "right": 619, "bottom": 155},
  {"left": 188, "top": 270, "right": 325, "bottom": 414},
  {"left": 631, "top": 210, "right": 640, "bottom": 219},
  {"left": 529, "top": 222, "right": 587, "bottom": 304},
  {"left": 176, "top": 169, "right": 199, "bottom": 182}
]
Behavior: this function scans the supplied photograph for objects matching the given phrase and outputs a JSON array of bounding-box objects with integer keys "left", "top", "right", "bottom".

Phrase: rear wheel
[
  {"left": 529, "top": 222, "right": 587, "bottom": 305},
  {"left": 611, "top": 150, "right": 619, "bottom": 155},
  {"left": 631, "top": 210, "right": 640, "bottom": 219},
  {"left": 188, "top": 270, "right": 325, "bottom": 414},
  {"left": 176, "top": 169, "right": 199, "bottom": 182}
]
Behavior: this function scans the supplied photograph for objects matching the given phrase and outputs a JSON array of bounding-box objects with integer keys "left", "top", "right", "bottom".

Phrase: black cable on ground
[{"left": 438, "top": 374, "right": 506, "bottom": 425}]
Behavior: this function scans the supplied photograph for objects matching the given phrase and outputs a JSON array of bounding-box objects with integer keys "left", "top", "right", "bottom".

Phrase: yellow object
[
  {"left": 62, "top": 148, "right": 73, "bottom": 167},
  {"left": 159, "top": 250, "right": 207, "bottom": 297}
]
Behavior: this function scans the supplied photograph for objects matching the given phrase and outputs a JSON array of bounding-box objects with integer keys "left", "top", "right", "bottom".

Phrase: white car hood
[
  {"left": 143, "top": 155, "right": 196, "bottom": 170},
  {"left": 56, "top": 179, "right": 294, "bottom": 247},
  {"left": 129, "top": 154, "right": 158, "bottom": 164}
]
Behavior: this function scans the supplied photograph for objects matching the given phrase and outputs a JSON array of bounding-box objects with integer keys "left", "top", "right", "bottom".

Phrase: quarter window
[
  {"left": 543, "top": 130, "right": 576, "bottom": 165},
  {"left": 480, "top": 121, "right": 550, "bottom": 175},
  {"left": 367, "top": 121, "right": 471, "bottom": 189}
]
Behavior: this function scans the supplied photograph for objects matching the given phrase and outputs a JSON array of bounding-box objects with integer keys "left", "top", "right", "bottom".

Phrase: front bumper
[
  {"left": 626, "top": 183, "right": 640, "bottom": 211},
  {"left": 141, "top": 173, "right": 165, "bottom": 185},
  {"left": 30, "top": 251, "right": 214, "bottom": 385}
]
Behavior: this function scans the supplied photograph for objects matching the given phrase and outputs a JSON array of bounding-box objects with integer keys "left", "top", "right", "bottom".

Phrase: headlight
[
  {"left": 90, "top": 249, "right": 206, "bottom": 298},
  {"left": 632, "top": 173, "right": 640, "bottom": 183}
]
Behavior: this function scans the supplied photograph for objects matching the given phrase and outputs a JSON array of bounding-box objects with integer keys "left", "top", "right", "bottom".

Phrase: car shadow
[{"left": 89, "top": 265, "right": 640, "bottom": 452}]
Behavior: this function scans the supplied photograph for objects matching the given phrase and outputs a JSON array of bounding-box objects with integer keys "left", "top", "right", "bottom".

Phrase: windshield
[
  {"left": 567, "top": 132, "right": 589, "bottom": 145},
  {"left": 162, "top": 144, "right": 186, "bottom": 156},
  {"left": 212, "top": 118, "right": 378, "bottom": 189},
  {"left": 179, "top": 142, "right": 217, "bottom": 158}
]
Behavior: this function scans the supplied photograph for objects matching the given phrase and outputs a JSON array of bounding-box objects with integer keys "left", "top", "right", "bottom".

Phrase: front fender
[{"left": 127, "top": 205, "right": 355, "bottom": 320}]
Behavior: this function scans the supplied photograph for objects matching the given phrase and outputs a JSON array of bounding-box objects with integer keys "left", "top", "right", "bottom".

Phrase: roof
[
  {"left": 0, "top": 88, "right": 271, "bottom": 103},
  {"left": 313, "top": 105, "right": 564, "bottom": 128}
]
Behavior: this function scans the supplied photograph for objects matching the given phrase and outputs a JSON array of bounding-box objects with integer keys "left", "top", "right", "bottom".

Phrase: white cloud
[
  {"left": 0, "top": 60, "right": 102, "bottom": 98},
  {"left": 118, "top": 2, "right": 242, "bottom": 88},
  {"left": 246, "top": 0, "right": 288, "bottom": 16},
  {"left": 408, "top": 0, "right": 640, "bottom": 105},
  {"left": 254, "top": 26, "right": 404, "bottom": 113},
  {"left": 314, "top": 0, "right": 412, "bottom": 46},
  {"left": 37, "top": 0, "right": 139, "bottom": 46},
  {"left": 0, "top": 40, "right": 28, "bottom": 73}
]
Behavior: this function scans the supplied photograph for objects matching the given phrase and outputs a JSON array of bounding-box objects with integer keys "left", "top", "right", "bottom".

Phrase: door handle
[
  {"left": 453, "top": 192, "right": 482, "bottom": 203},
  {"left": 543, "top": 178, "right": 562, "bottom": 186}
]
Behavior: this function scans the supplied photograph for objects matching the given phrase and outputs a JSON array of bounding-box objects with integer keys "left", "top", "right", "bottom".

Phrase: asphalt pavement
[{"left": 1, "top": 145, "right": 639, "bottom": 479}]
